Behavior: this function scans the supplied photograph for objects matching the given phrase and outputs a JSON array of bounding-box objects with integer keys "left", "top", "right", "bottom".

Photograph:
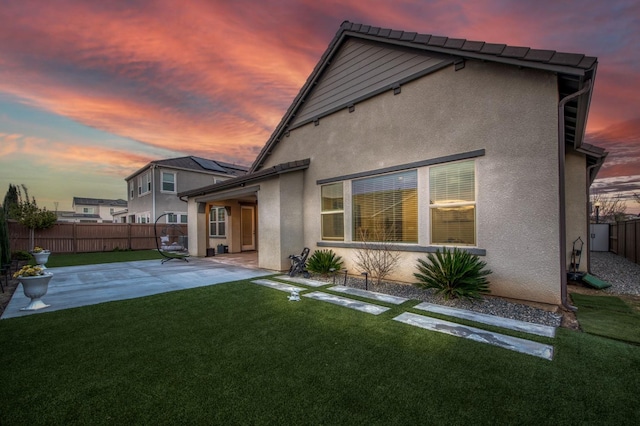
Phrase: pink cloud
[{"left": 0, "top": 0, "right": 638, "bottom": 208}]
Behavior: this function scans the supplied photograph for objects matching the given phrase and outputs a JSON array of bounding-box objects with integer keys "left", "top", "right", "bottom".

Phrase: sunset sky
[{"left": 1, "top": 0, "right": 639, "bottom": 214}]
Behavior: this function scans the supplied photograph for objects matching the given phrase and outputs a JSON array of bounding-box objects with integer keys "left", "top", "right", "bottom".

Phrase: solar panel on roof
[{"left": 192, "top": 157, "right": 226, "bottom": 173}]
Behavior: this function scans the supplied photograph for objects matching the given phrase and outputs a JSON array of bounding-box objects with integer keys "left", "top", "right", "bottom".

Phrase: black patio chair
[
  {"left": 154, "top": 213, "right": 190, "bottom": 264},
  {"left": 288, "top": 247, "right": 310, "bottom": 278}
]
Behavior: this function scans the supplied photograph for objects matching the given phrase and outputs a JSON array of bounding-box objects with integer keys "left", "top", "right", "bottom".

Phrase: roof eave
[{"left": 180, "top": 159, "right": 311, "bottom": 199}]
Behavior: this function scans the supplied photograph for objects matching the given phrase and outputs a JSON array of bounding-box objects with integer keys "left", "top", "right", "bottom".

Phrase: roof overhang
[
  {"left": 179, "top": 159, "right": 310, "bottom": 199},
  {"left": 194, "top": 185, "right": 260, "bottom": 203}
]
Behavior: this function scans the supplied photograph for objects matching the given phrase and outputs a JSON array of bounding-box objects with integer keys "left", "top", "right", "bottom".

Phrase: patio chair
[
  {"left": 154, "top": 213, "right": 190, "bottom": 264},
  {"left": 288, "top": 247, "right": 310, "bottom": 278}
]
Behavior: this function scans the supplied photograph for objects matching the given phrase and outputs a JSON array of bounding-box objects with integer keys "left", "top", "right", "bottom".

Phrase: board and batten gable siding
[
  {"left": 289, "top": 38, "right": 451, "bottom": 128},
  {"left": 260, "top": 58, "right": 562, "bottom": 304}
]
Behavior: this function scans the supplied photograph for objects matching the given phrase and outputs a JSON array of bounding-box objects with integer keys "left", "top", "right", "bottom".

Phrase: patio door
[{"left": 241, "top": 206, "right": 255, "bottom": 251}]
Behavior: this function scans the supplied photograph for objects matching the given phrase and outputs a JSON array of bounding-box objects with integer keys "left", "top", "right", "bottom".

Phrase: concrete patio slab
[
  {"left": 327, "top": 285, "right": 409, "bottom": 305},
  {"left": 275, "top": 275, "right": 327, "bottom": 287},
  {"left": 394, "top": 312, "right": 554, "bottom": 360},
  {"left": 251, "top": 279, "right": 306, "bottom": 293},
  {"left": 413, "top": 302, "right": 557, "bottom": 338},
  {"left": 303, "top": 291, "right": 390, "bottom": 315},
  {"left": 2, "top": 258, "right": 272, "bottom": 319}
]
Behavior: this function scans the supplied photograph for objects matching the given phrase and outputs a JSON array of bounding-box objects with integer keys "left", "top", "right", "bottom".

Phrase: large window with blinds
[
  {"left": 429, "top": 160, "right": 476, "bottom": 245},
  {"left": 321, "top": 183, "right": 344, "bottom": 240},
  {"left": 352, "top": 170, "right": 418, "bottom": 243}
]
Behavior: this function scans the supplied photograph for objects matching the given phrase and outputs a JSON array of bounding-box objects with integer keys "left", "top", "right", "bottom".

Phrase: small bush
[
  {"left": 413, "top": 248, "right": 491, "bottom": 301},
  {"left": 306, "top": 249, "right": 344, "bottom": 274},
  {"left": 11, "top": 250, "right": 32, "bottom": 261}
]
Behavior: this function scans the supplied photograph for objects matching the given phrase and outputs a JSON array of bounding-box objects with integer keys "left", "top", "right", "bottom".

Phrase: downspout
[{"left": 558, "top": 79, "right": 592, "bottom": 311}]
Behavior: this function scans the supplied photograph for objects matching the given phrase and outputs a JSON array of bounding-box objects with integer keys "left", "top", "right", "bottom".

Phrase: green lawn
[
  {"left": 35, "top": 249, "right": 164, "bottom": 267},
  {"left": 2, "top": 281, "right": 639, "bottom": 425},
  {"left": 571, "top": 293, "right": 640, "bottom": 344}
]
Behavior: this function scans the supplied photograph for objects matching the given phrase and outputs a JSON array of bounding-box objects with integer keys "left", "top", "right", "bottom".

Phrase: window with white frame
[
  {"left": 161, "top": 171, "right": 176, "bottom": 193},
  {"left": 83, "top": 207, "right": 94, "bottom": 214},
  {"left": 136, "top": 212, "right": 151, "bottom": 224},
  {"left": 167, "top": 213, "right": 187, "bottom": 224},
  {"left": 429, "top": 160, "right": 476, "bottom": 245},
  {"left": 352, "top": 170, "right": 418, "bottom": 243},
  {"left": 129, "top": 181, "right": 135, "bottom": 200},
  {"left": 209, "top": 207, "right": 226, "bottom": 237},
  {"left": 321, "top": 183, "right": 344, "bottom": 240},
  {"left": 138, "top": 172, "right": 151, "bottom": 196}
]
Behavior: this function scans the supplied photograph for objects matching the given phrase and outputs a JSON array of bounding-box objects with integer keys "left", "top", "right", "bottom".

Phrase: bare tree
[
  {"left": 353, "top": 222, "right": 401, "bottom": 286},
  {"left": 590, "top": 192, "right": 627, "bottom": 223}
]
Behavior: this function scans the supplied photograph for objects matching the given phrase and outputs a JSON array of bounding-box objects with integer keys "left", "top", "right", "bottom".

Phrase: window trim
[
  {"left": 317, "top": 149, "right": 484, "bottom": 185},
  {"left": 209, "top": 206, "right": 227, "bottom": 238},
  {"left": 428, "top": 159, "right": 477, "bottom": 246},
  {"left": 138, "top": 172, "right": 151, "bottom": 196},
  {"left": 161, "top": 171, "right": 177, "bottom": 193},
  {"left": 320, "top": 182, "right": 344, "bottom": 241},
  {"left": 316, "top": 151, "right": 485, "bottom": 255}
]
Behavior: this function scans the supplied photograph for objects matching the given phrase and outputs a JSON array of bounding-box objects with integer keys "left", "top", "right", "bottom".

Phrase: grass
[
  {"left": 34, "top": 250, "right": 164, "bottom": 267},
  {"left": 571, "top": 293, "right": 640, "bottom": 344},
  {"left": 2, "top": 281, "right": 639, "bottom": 425}
]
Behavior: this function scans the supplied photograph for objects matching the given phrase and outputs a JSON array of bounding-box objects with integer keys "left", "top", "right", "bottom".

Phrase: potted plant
[
  {"left": 31, "top": 246, "right": 51, "bottom": 268},
  {"left": 13, "top": 265, "right": 53, "bottom": 311}
]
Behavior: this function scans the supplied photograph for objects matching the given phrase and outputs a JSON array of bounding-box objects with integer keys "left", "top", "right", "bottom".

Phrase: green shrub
[
  {"left": 12, "top": 250, "right": 32, "bottom": 261},
  {"left": 413, "top": 248, "right": 491, "bottom": 301},
  {"left": 306, "top": 249, "right": 344, "bottom": 274}
]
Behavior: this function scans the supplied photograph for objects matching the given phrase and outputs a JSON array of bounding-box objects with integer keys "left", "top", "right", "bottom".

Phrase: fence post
[
  {"left": 73, "top": 223, "right": 77, "bottom": 254},
  {"left": 128, "top": 223, "right": 132, "bottom": 250}
]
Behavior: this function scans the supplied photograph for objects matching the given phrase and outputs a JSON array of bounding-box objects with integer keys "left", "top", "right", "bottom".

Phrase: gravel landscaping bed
[
  {"left": 590, "top": 251, "right": 640, "bottom": 296},
  {"left": 313, "top": 253, "right": 640, "bottom": 328},
  {"left": 314, "top": 274, "right": 564, "bottom": 328}
]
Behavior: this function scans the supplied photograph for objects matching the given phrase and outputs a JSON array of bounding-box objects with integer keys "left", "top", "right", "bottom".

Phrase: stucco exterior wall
[
  {"left": 256, "top": 172, "right": 305, "bottom": 271},
  {"left": 187, "top": 200, "right": 207, "bottom": 256},
  {"left": 260, "top": 60, "right": 563, "bottom": 304},
  {"left": 565, "top": 150, "right": 589, "bottom": 272},
  {"left": 257, "top": 178, "right": 283, "bottom": 270}
]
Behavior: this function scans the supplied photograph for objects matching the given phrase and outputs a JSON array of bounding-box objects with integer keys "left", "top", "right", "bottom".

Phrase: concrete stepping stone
[
  {"left": 303, "top": 291, "right": 390, "bottom": 315},
  {"left": 413, "top": 302, "right": 556, "bottom": 338},
  {"left": 328, "top": 286, "right": 409, "bottom": 305},
  {"left": 394, "top": 312, "right": 554, "bottom": 360},
  {"left": 275, "top": 275, "right": 326, "bottom": 287},
  {"left": 252, "top": 279, "right": 306, "bottom": 293}
]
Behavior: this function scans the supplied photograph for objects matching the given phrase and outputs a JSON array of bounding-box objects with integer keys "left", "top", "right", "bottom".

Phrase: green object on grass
[
  {"left": 571, "top": 293, "right": 640, "bottom": 344},
  {"left": 581, "top": 274, "right": 612, "bottom": 289}
]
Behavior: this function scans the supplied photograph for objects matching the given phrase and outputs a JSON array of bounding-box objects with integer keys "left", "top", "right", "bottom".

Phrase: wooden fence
[
  {"left": 610, "top": 219, "right": 640, "bottom": 265},
  {"left": 8, "top": 222, "right": 188, "bottom": 254}
]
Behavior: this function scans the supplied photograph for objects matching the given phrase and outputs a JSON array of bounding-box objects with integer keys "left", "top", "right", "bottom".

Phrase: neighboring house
[
  {"left": 56, "top": 210, "right": 102, "bottom": 223},
  {"left": 66, "top": 197, "right": 128, "bottom": 223},
  {"left": 179, "top": 22, "right": 606, "bottom": 306},
  {"left": 125, "top": 156, "right": 248, "bottom": 224}
]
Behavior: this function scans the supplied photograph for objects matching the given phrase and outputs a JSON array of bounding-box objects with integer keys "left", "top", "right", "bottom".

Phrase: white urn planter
[
  {"left": 32, "top": 250, "right": 51, "bottom": 268},
  {"left": 17, "top": 273, "right": 53, "bottom": 311}
]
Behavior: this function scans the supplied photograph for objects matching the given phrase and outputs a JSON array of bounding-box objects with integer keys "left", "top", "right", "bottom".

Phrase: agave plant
[
  {"left": 413, "top": 248, "right": 491, "bottom": 301},
  {"left": 306, "top": 249, "right": 344, "bottom": 274}
]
